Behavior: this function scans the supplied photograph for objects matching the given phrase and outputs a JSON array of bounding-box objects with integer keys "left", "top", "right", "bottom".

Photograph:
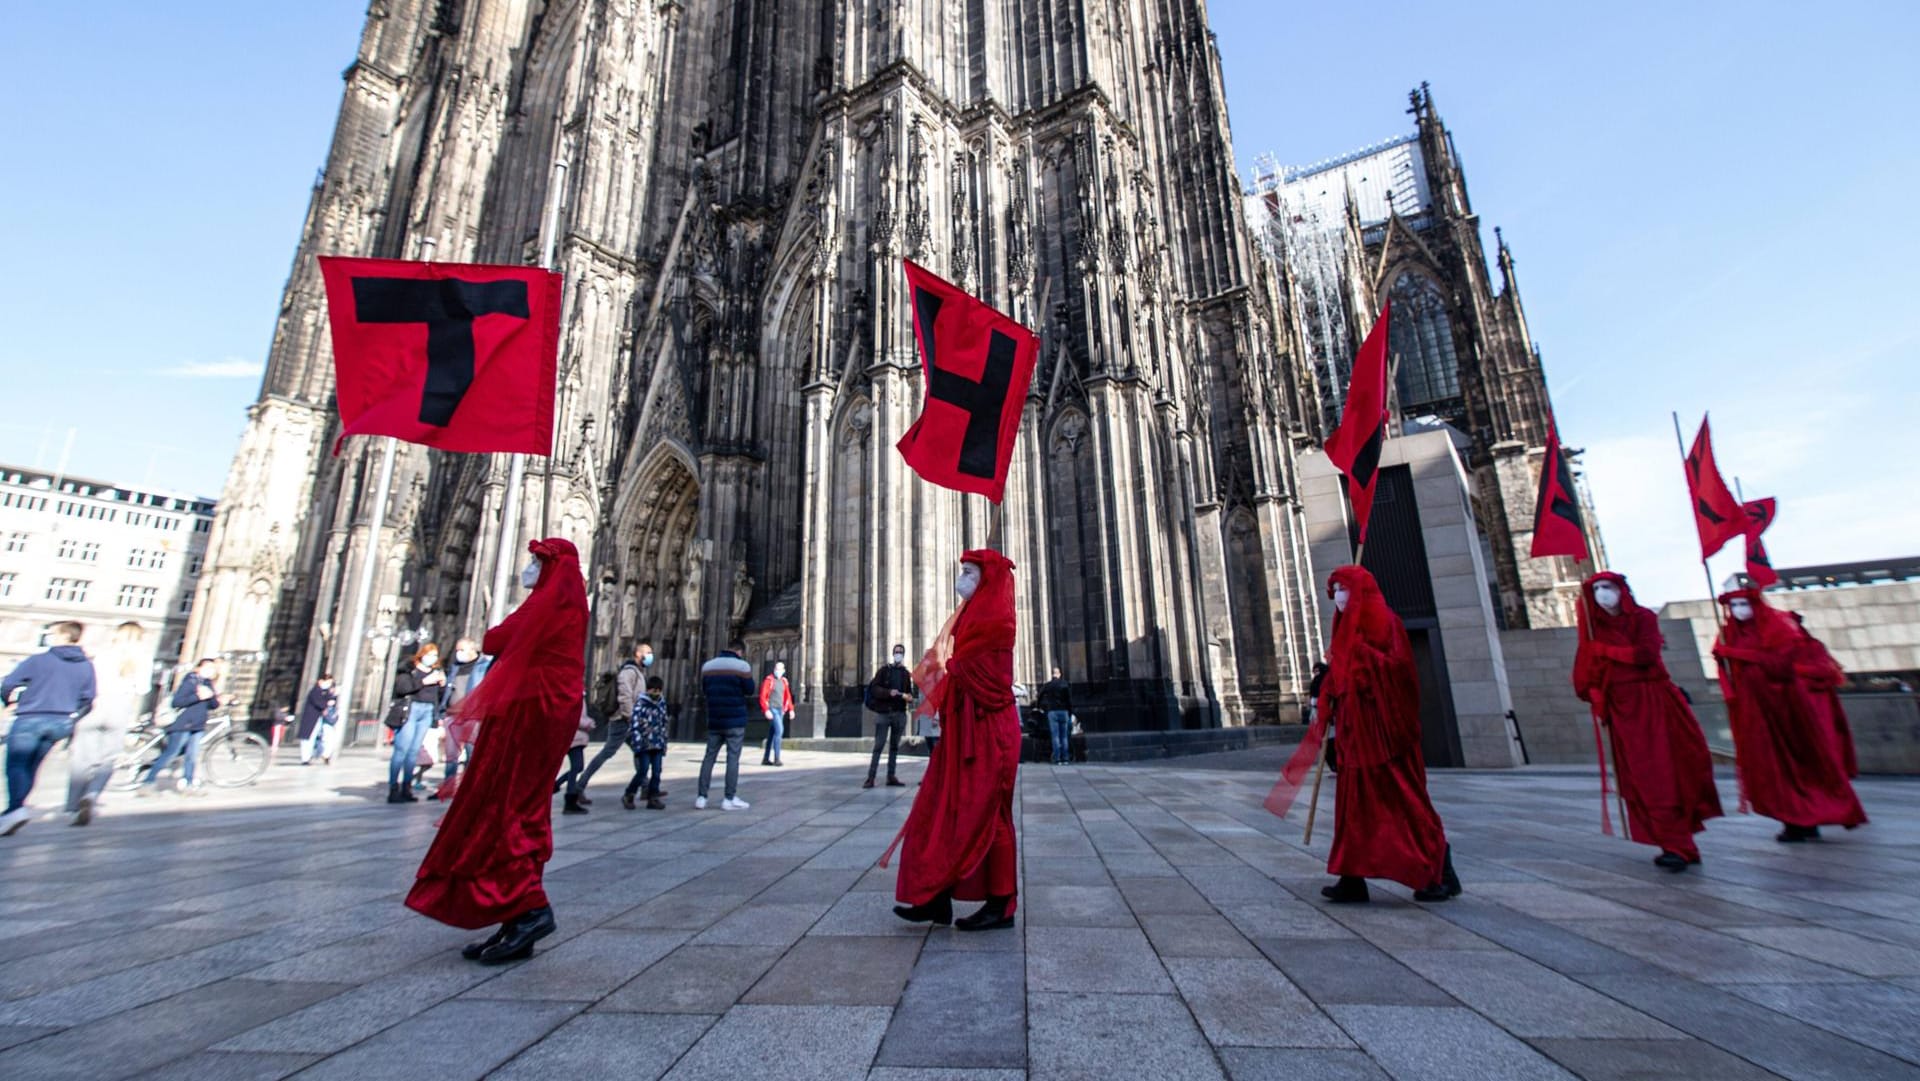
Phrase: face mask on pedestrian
[
  {"left": 892, "top": 649, "right": 906, "bottom": 665},
  {"left": 1332, "top": 585, "right": 1351, "bottom": 613},
  {"left": 640, "top": 652, "right": 654, "bottom": 668},
  {"left": 520, "top": 558, "right": 543, "bottom": 589},
  {"left": 1592, "top": 582, "right": 1622, "bottom": 613},
  {"left": 774, "top": 662, "right": 786, "bottom": 679},
  {"left": 1729, "top": 598, "right": 1754, "bottom": 622},
  {"left": 956, "top": 562, "right": 981, "bottom": 600}
]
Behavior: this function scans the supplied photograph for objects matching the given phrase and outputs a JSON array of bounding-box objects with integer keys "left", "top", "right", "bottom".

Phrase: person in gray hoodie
[{"left": 2, "top": 621, "right": 97, "bottom": 836}]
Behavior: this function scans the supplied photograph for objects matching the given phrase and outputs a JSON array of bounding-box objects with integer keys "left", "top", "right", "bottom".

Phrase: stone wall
[
  {"left": 1500, "top": 619, "right": 1729, "bottom": 765},
  {"left": 1662, "top": 580, "right": 1920, "bottom": 687}
]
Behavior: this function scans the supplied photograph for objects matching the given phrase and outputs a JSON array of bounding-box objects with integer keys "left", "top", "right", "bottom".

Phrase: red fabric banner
[
  {"left": 1741, "top": 498, "right": 1779, "bottom": 587},
  {"left": 1528, "top": 414, "right": 1590, "bottom": 561},
  {"left": 1326, "top": 303, "right": 1391, "bottom": 543},
  {"left": 318, "top": 256, "right": 562, "bottom": 456},
  {"left": 896, "top": 260, "right": 1039, "bottom": 503},
  {"left": 1682, "top": 417, "right": 1745, "bottom": 559}
]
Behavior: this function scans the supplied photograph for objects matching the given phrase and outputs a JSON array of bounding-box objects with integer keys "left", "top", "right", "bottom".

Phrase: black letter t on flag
[{"left": 351, "top": 277, "right": 531, "bottom": 426}]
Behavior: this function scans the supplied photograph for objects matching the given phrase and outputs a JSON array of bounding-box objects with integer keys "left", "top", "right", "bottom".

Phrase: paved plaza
[{"left": 0, "top": 743, "right": 1917, "bottom": 1080}]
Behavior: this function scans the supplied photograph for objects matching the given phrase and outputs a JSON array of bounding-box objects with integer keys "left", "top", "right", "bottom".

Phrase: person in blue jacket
[
  {"left": 140, "top": 658, "right": 231, "bottom": 796},
  {"left": 2, "top": 621, "right": 98, "bottom": 835}
]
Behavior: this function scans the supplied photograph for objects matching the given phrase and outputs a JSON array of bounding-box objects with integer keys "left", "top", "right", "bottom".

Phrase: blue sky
[{"left": 1, "top": 2, "right": 1912, "bottom": 607}]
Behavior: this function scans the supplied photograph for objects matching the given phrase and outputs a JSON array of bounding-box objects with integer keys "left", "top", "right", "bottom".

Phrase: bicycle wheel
[
  {"left": 202, "top": 732, "right": 271, "bottom": 788},
  {"left": 109, "top": 734, "right": 163, "bottom": 792}
]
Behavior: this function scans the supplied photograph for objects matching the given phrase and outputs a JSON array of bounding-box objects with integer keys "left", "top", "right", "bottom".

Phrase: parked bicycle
[{"left": 110, "top": 713, "right": 271, "bottom": 791}]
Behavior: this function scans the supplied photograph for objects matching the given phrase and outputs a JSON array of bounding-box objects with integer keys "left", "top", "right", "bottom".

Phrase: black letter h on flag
[
  {"left": 915, "top": 286, "right": 1017, "bottom": 478},
  {"left": 352, "top": 277, "right": 531, "bottom": 426}
]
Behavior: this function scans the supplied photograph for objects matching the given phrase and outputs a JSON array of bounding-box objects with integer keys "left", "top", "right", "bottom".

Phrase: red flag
[
  {"left": 1325, "top": 302, "right": 1391, "bottom": 543},
  {"left": 896, "top": 260, "right": 1039, "bottom": 503},
  {"left": 318, "top": 256, "right": 562, "bottom": 456},
  {"left": 1741, "top": 497, "right": 1779, "bottom": 587},
  {"left": 1528, "top": 414, "right": 1589, "bottom": 561},
  {"left": 1681, "top": 417, "right": 1745, "bottom": 559}
]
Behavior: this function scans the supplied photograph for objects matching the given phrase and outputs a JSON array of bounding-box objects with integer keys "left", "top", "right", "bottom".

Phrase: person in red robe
[
  {"left": 1572, "top": 571, "right": 1722, "bottom": 872},
  {"left": 405, "top": 538, "right": 587, "bottom": 963},
  {"left": 1714, "top": 588, "right": 1866, "bottom": 843},
  {"left": 1266, "top": 565, "right": 1458, "bottom": 904},
  {"left": 1789, "top": 613, "right": 1858, "bottom": 779},
  {"left": 890, "top": 549, "right": 1021, "bottom": 931}
]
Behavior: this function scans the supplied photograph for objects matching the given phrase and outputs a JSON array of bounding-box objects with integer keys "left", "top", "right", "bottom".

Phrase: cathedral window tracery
[{"left": 1387, "top": 270, "right": 1462, "bottom": 412}]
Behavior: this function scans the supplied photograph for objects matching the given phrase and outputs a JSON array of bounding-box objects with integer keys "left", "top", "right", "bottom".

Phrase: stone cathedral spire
[{"left": 193, "top": 0, "right": 1328, "bottom": 733}]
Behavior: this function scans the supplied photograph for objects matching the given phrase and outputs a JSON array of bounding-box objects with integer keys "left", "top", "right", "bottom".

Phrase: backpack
[{"left": 588, "top": 671, "right": 620, "bottom": 723}]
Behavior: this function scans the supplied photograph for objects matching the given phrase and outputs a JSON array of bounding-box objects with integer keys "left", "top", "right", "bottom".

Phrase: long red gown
[
  {"left": 1268, "top": 565, "right": 1448, "bottom": 891},
  {"left": 1790, "top": 623, "right": 1858, "bottom": 778},
  {"left": 406, "top": 538, "right": 587, "bottom": 929},
  {"left": 1572, "top": 572, "right": 1721, "bottom": 861},
  {"left": 1714, "top": 589, "right": 1866, "bottom": 831},
  {"left": 891, "top": 549, "right": 1021, "bottom": 912}
]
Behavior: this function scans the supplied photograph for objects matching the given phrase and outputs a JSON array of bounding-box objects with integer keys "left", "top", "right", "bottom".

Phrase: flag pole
[
  {"left": 1672, "top": 412, "right": 1723, "bottom": 613},
  {"left": 496, "top": 155, "right": 568, "bottom": 624},
  {"left": 337, "top": 436, "right": 397, "bottom": 746}
]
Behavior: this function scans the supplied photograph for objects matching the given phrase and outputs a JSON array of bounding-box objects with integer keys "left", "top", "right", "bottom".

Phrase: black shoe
[
  {"left": 400, "top": 785, "right": 419, "bottom": 803},
  {"left": 576, "top": 793, "right": 593, "bottom": 806},
  {"left": 426, "top": 792, "right": 441, "bottom": 801},
  {"left": 1776, "top": 824, "right": 1818, "bottom": 843},
  {"left": 1413, "top": 883, "right": 1456, "bottom": 902},
  {"left": 956, "top": 896, "right": 1014, "bottom": 932},
  {"left": 622, "top": 793, "right": 636, "bottom": 810},
  {"left": 762, "top": 758, "right": 772, "bottom": 766},
  {"left": 1653, "top": 852, "right": 1689, "bottom": 872},
  {"left": 894, "top": 892, "right": 954, "bottom": 926},
  {"left": 886, "top": 777, "right": 906, "bottom": 787},
  {"left": 387, "top": 783, "right": 406, "bottom": 804},
  {"left": 772, "top": 760, "right": 784, "bottom": 767},
  {"left": 1439, "top": 844, "right": 1463, "bottom": 897},
  {"left": 646, "top": 798, "right": 666, "bottom": 810},
  {"left": 479, "top": 906, "right": 556, "bottom": 965},
  {"left": 863, "top": 778, "right": 875, "bottom": 789},
  {"left": 562, "top": 794, "right": 589, "bottom": 815},
  {"left": 461, "top": 924, "right": 509, "bottom": 961},
  {"left": 1320, "top": 876, "right": 1370, "bottom": 904}
]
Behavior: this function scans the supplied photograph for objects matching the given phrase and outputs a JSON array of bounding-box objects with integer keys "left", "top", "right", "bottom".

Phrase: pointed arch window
[{"left": 1388, "top": 271, "right": 1462, "bottom": 411}]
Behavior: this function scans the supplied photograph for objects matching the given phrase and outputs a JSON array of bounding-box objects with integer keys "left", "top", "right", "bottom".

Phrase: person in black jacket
[
  {"left": 388, "top": 644, "right": 446, "bottom": 803},
  {"left": 1037, "top": 667, "right": 1073, "bottom": 765},
  {"left": 865, "top": 645, "right": 915, "bottom": 788},
  {"left": 297, "top": 674, "right": 338, "bottom": 765},
  {"left": 139, "top": 658, "right": 230, "bottom": 796}
]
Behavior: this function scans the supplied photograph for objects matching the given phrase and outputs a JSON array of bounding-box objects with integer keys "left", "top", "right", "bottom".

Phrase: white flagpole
[
  {"left": 492, "top": 154, "right": 568, "bottom": 625},
  {"left": 337, "top": 436, "right": 397, "bottom": 745}
]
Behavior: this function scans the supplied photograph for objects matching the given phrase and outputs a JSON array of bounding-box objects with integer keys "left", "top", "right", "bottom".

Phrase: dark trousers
[
  {"left": 578, "top": 719, "right": 629, "bottom": 787},
  {"left": 698, "top": 728, "right": 744, "bottom": 799},
  {"left": 556, "top": 746, "right": 586, "bottom": 796},
  {"left": 624, "top": 749, "right": 664, "bottom": 799},
  {"left": 5, "top": 714, "right": 73, "bottom": 812},
  {"left": 868, "top": 711, "right": 905, "bottom": 781}
]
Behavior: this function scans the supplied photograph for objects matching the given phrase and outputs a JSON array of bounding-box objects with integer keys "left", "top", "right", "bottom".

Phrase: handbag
[{"left": 383, "top": 698, "right": 409, "bottom": 730}]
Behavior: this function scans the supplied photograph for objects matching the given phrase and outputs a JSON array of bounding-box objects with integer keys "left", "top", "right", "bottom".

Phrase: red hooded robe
[
  {"left": 1572, "top": 572, "right": 1722, "bottom": 860},
  {"left": 1713, "top": 588, "right": 1866, "bottom": 830},
  {"left": 406, "top": 538, "right": 588, "bottom": 928},
  {"left": 1268, "top": 566, "right": 1447, "bottom": 891},
  {"left": 1790, "top": 620, "right": 1858, "bottom": 779},
  {"left": 891, "top": 549, "right": 1021, "bottom": 912}
]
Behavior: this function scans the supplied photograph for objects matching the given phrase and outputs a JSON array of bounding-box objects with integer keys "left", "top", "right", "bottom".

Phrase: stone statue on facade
[
  {"left": 731, "top": 562, "right": 753, "bottom": 626},
  {"left": 681, "top": 550, "right": 704, "bottom": 625}
]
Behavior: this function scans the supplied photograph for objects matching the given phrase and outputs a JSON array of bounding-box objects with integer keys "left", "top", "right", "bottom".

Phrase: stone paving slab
[{"left": 0, "top": 745, "right": 1916, "bottom": 1078}]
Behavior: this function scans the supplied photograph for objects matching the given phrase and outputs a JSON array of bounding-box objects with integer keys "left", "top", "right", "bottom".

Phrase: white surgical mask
[
  {"left": 892, "top": 650, "right": 906, "bottom": 664},
  {"left": 1592, "top": 582, "right": 1622, "bottom": 613},
  {"left": 640, "top": 653, "right": 654, "bottom": 668},
  {"left": 1332, "top": 585, "right": 1351, "bottom": 613},
  {"left": 774, "top": 663, "right": 786, "bottom": 678},
  {"left": 1729, "top": 598, "right": 1754, "bottom": 622},
  {"left": 520, "top": 559, "right": 542, "bottom": 589},
  {"left": 956, "top": 563, "right": 981, "bottom": 600}
]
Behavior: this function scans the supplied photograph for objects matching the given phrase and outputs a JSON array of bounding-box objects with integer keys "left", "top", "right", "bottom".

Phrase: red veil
[
  {"left": 887, "top": 549, "right": 1022, "bottom": 911},
  {"left": 406, "top": 538, "right": 588, "bottom": 929},
  {"left": 1265, "top": 565, "right": 1419, "bottom": 819}
]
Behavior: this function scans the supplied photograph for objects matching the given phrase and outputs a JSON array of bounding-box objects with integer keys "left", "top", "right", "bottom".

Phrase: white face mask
[
  {"left": 892, "top": 650, "right": 906, "bottom": 664},
  {"left": 1332, "top": 585, "right": 1351, "bottom": 613},
  {"left": 1592, "top": 582, "right": 1622, "bottom": 613},
  {"left": 956, "top": 563, "right": 982, "bottom": 600},
  {"left": 1729, "top": 598, "right": 1754, "bottom": 622},
  {"left": 774, "top": 663, "right": 786, "bottom": 678},
  {"left": 520, "top": 558, "right": 542, "bottom": 589}
]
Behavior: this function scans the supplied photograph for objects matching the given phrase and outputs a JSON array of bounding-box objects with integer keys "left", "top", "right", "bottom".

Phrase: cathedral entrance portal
[{"left": 609, "top": 447, "right": 702, "bottom": 739}]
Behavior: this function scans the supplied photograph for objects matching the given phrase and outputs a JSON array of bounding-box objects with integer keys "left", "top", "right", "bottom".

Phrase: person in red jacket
[
  {"left": 1572, "top": 571, "right": 1722, "bottom": 871},
  {"left": 759, "top": 660, "right": 794, "bottom": 767},
  {"left": 1714, "top": 588, "right": 1866, "bottom": 843},
  {"left": 1266, "top": 565, "right": 1458, "bottom": 904},
  {"left": 406, "top": 538, "right": 587, "bottom": 963},
  {"left": 1789, "top": 613, "right": 1857, "bottom": 779},
  {"left": 891, "top": 550, "right": 1022, "bottom": 931}
]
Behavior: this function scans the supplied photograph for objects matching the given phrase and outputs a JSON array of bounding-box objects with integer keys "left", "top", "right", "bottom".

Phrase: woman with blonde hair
[{"left": 67, "top": 621, "right": 150, "bottom": 825}]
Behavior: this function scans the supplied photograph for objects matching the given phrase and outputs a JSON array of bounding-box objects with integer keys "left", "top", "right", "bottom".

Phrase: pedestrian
[
  {"left": 1715, "top": 588, "right": 1867, "bottom": 842},
  {"left": 759, "top": 659, "right": 793, "bottom": 766},
  {"left": 891, "top": 551, "right": 1023, "bottom": 931},
  {"left": 65, "top": 621, "right": 146, "bottom": 826},
  {"left": 1789, "top": 613, "right": 1857, "bottom": 779},
  {"left": 1265, "top": 566, "right": 1460, "bottom": 905},
  {"left": 1572, "top": 572, "right": 1722, "bottom": 872},
  {"left": 623, "top": 675, "right": 670, "bottom": 809},
  {"left": 407, "top": 537, "right": 588, "bottom": 965},
  {"left": 297, "top": 673, "right": 339, "bottom": 765},
  {"left": 864, "top": 644, "right": 914, "bottom": 788},
  {"left": 1038, "top": 665, "right": 1072, "bottom": 765},
  {"left": 578, "top": 640, "right": 651, "bottom": 799},
  {"left": 1, "top": 621, "right": 98, "bottom": 835},
  {"left": 140, "top": 657, "right": 231, "bottom": 798},
  {"left": 695, "top": 638, "right": 754, "bottom": 810},
  {"left": 388, "top": 643, "right": 446, "bottom": 803},
  {"left": 432, "top": 638, "right": 490, "bottom": 798},
  {"left": 556, "top": 703, "right": 594, "bottom": 814}
]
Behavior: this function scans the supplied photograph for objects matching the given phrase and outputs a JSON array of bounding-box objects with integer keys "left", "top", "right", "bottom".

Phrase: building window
[
  {"left": 177, "top": 594, "right": 194, "bottom": 615},
  {"left": 0, "top": 572, "right": 13, "bottom": 598},
  {"left": 3, "top": 532, "right": 25, "bottom": 553},
  {"left": 0, "top": 491, "right": 45, "bottom": 511},
  {"left": 194, "top": 519, "right": 211, "bottom": 534},
  {"left": 187, "top": 555, "right": 202, "bottom": 575},
  {"left": 117, "top": 584, "right": 159, "bottom": 610},
  {"left": 126, "top": 548, "right": 167, "bottom": 570},
  {"left": 45, "top": 577, "right": 90, "bottom": 604},
  {"left": 1388, "top": 271, "right": 1464, "bottom": 412},
  {"left": 57, "top": 539, "right": 101, "bottom": 563}
]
